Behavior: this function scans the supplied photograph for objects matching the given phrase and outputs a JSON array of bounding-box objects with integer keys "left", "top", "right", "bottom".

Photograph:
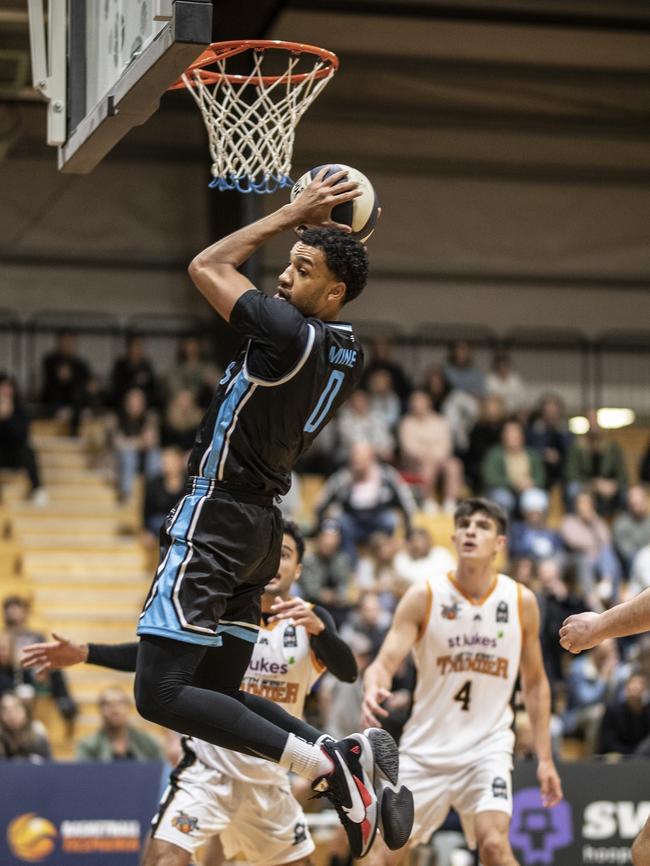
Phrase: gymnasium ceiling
[{"left": 0, "top": 0, "right": 648, "bottom": 184}]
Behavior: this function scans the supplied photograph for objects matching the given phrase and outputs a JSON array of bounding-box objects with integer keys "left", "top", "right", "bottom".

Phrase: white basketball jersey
[
  {"left": 190, "top": 614, "right": 324, "bottom": 784},
  {"left": 400, "top": 572, "right": 522, "bottom": 770}
]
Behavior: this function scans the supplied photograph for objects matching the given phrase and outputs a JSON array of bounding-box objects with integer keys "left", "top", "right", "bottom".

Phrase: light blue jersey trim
[
  {"left": 137, "top": 624, "right": 224, "bottom": 648},
  {"left": 202, "top": 372, "right": 251, "bottom": 478},
  {"left": 216, "top": 623, "right": 260, "bottom": 644},
  {"left": 138, "top": 485, "right": 212, "bottom": 637}
]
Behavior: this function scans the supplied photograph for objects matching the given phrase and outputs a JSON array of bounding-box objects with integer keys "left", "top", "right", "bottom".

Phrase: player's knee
[
  {"left": 478, "top": 832, "right": 508, "bottom": 866},
  {"left": 134, "top": 671, "right": 170, "bottom": 724}
]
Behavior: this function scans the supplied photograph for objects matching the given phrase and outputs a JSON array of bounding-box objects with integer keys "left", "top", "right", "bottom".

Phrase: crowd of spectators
[{"left": 2, "top": 333, "right": 650, "bottom": 768}]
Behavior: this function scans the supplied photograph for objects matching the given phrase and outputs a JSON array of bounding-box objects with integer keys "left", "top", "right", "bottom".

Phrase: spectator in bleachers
[
  {"left": 509, "top": 488, "right": 563, "bottom": 562},
  {"left": 317, "top": 442, "right": 416, "bottom": 561},
  {"left": 560, "top": 491, "right": 622, "bottom": 609},
  {"left": 299, "top": 520, "right": 353, "bottom": 628},
  {"left": 526, "top": 393, "right": 572, "bottom": 491},
  {"left": 111, "top": 387, "right": 160, "bottom": 501},
  {"left": 640, "top": 439, "right": 650, "bottom": 485},
  {"left": 444, "top": 340, "right": 486, "bottom": 398},
  {"left": 0, "top": 630, "right": 24, "bottom": 696},
  {"left": 336, "top": 389, "right": 394, "bottom": 463},
  {"left": 563, "top": 639, "right": 628, "bottom": 753},
  {"left": 0, "top": 374, "right": 47, "bottom": 505},
  {"left": 142, "top": 446, "right": 187, "bottom": 542},
  {"left": 481, "top": 418, "right": 545, "bottom": 516},
  {"left": 366, "top": 368, "right": 401, "bottom": 434},
  {"left": 361, "top": 337, "right": 411, "bottom": 408},
  {"left": 3, "top": 597, "right": 77, "bottom": 722},
  {"left": 393, "top": 526, "right": 456, "bottom": 587},
  {"left": 597, "top": 673, "right": 650, "bottom": 756},
  {"left": 110, "top": 334, "right": 158, "bottom": 409},
  {"left": 340, "top": 591, "right": 391, "bottom": 660},
  {"left": 160, "top": 388, "right": 203, "bottom": 453},
  {"left": 76, "top": 686, "right": 162, "bottom": 761},
  {"left": 398, "top": 389, "right": 464, "bottom": 513},
  {"left": 486, "top": 350, "right": 527, "bottom": 415},
  {"left": 628, "top": 543, "right": 650, "bottom": 599},
  {"left": 425, "top": 362, "right": 482, "bottom": 455},
  {"left": 354, "top": 530, "right": 402, "bottom": 605},
  {"left": 422, "top": 364, "right": 452, "bottom": 414},
  {"left": 613, "top": 486, "right": 650, "bottom": 575},
  {"left": 510, "top": 556, "right": 538, "bottom": 593},
  {"left": 536, "top": 558, "right": 588, "bottom": 693},
  {"left": 166, "top": 336, "right": 221, "bottom": 409},
  {"left": 565, "top": 408, "right": 628, "bottom": 515},
  {"left": 40, "top": 330, "right": 92, "bottom": 436},
  {"left": 464, "top": 394, "right": 505, "bottom": 491},
  {"left": 0, "top": 691, "right": 51, "bottom": 761}
]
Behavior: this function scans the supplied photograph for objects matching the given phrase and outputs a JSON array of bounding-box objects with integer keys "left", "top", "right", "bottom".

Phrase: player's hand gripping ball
[{"left": 290, "top": 164, "right": 380, "bottom": 243}]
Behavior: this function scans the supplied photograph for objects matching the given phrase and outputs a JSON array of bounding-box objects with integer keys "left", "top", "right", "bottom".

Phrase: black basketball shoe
[{"left": 311, "top": 727, "right": 410, "bottom": 858}]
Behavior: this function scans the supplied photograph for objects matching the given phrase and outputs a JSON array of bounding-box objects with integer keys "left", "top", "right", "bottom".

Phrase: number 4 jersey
[
  {"left": 186, "top": 290, "right": 363, "bottom": 497},
  {"left": 400, "top": 571, "right": 523, "bottom": 770}
]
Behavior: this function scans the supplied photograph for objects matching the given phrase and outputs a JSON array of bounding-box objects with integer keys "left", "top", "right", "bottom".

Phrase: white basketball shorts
[
  {"left": 152, "top": 755, "right": 314, "bottom": 865},
  {"left": 400, "top": 751, "right": 514, "bottom": 850}
]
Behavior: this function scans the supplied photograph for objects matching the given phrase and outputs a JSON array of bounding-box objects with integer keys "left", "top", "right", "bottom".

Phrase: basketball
[{"left": 290, "top": 164, "right": 380, "bottom": 244}]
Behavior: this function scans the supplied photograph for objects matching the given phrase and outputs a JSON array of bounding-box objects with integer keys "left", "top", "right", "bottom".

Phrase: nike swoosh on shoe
[{"left": 336, "top": 751, "right": 370, "bottom": 823}]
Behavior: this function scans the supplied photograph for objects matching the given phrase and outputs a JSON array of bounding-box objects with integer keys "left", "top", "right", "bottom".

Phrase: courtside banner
[
  {"left": 1, "top": 761, "right": 163, "bottom": 865},
  {"left": 512, "top": 759, "right": 650, "bottom": 865}
]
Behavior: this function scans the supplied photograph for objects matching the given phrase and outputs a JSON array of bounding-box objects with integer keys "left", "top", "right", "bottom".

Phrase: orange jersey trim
[
  {"left": 447, "top": 571, "right": 498, "bottom": 606},
  {"left": 417, "top": 581, "right": 433, "bottom": 641},
  {"left": 310, "top": 648, "right": 327, "bottom": 675}
]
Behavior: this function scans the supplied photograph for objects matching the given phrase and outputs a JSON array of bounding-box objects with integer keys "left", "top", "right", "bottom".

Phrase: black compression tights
[{"left": 134, "top": 635, "right": 322, "bottom": 762}]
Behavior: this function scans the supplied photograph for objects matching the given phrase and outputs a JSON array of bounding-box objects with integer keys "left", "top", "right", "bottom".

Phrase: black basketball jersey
[{"left": 187, "top": 289, "right": 364, "bottom": 496}]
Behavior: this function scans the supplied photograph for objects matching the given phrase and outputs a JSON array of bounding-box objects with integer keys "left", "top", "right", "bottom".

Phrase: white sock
[{"left": 279, "top": 733, "right": 334, "bottom": 781}]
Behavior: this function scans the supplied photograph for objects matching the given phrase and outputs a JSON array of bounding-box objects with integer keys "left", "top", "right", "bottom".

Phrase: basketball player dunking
[
  {"left": 22, "top": 522, "right": 359, "bottom": 866},
  {"left": 128, "top": 168, "right": 409, "bottom": 858},
  {"left": 363, "top": 498, "right": 563, "bottom": 866},
  {"left": 560, "top": 589, "right": 650, "bottom": 865}
]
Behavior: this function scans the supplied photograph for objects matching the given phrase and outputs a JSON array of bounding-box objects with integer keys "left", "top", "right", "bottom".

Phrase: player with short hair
[
  {"left": 363, "top": 498, "right": 563, "bottom": 866},
  {"left": 23, "top": 521, "right": 359, "bottom": 866},
  {"left": 560, "top": 589, "right": 650, "bottom": 866},
  {"left": 99, "top": 169, "right": 405, "bottom": 858}
]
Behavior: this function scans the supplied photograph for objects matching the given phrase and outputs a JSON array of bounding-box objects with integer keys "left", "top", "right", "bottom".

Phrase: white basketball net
[{"left": 182, "top": 48, "right": 337, "bottom": 194}]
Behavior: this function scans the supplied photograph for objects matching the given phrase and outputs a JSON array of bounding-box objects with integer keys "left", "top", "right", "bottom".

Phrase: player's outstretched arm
[
  {"left": 269, "top": 598, "right": 357, "bottom": 683},
  {"left": 362, "top": 584, "right": 426, "bottom": 727},
  {"left": 559, "top": 587, "right": 650, "bottom": 653},
  {"left": 188, "top": 168, "right": 361, "bottom": 321},
  {"left": 519, "top": 589, "right": 563, "bottom": 808},
  {"left": 21, "top": 634, "right": 138, "bottom": 674}
]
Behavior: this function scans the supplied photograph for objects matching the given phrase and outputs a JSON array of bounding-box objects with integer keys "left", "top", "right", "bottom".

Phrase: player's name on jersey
[
  {"left": 436, "top": 652, "right": 509, "bottom": 679},
  {"left": 329, "top": 346, "right": 358, "bottom": 367},
  {"left": 241, "top": 677, "right": 300, "bottom": 704}
]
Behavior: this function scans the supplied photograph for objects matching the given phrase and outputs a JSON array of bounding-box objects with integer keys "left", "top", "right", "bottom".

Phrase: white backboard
[{"left": 29, "top": 0, "right": 212, "bottom": 173}]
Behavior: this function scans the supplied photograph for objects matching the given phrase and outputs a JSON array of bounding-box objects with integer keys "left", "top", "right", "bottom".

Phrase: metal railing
[{"left": 1, "top": 310, "right": 649, "bottom": 417}]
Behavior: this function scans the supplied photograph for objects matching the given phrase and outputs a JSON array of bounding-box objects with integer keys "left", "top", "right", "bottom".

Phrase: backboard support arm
[{"left": 28, "top": 0, "right": 67, "bottom": 145}]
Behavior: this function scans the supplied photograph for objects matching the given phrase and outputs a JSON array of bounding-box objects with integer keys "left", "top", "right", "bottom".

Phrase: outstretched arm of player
[
  {"left": 21, "top": 634, "right": 138, "bottom": 674},
  {"left": 268, "top": 598, "right": 357, "bottom": 683},
  {"left": 519, "top": 589, "right": 563, "bottom": 808},
  {"left": 361, "top": 584, "right": 426, "bottom": 727},
  {"left": 560, "top": 588, "right": 650, "bottom": 653},
  {"left": 188, "top": 168, "right": 361, "bottom": 321}
]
